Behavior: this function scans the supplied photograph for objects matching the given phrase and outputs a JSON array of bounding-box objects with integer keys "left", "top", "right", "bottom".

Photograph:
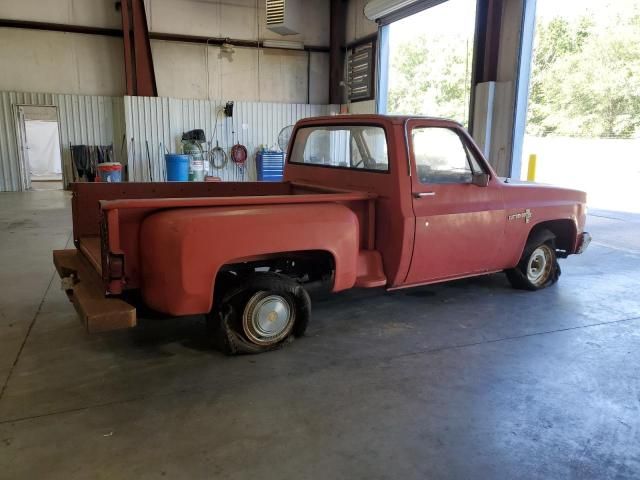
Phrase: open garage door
[
  {"left": 379, "top": 0, "right": 477, "bottom": 126},
  {"left": 522, "top": 0, "right": 640, "bottom": 213}
]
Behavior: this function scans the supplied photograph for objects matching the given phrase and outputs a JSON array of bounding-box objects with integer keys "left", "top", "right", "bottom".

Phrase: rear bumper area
[
  {"left": 53, "top": 249, "right": 136, "bottom": 333},
  {"left": 576, "top": 232, "right": 592, "bottom": 254}
]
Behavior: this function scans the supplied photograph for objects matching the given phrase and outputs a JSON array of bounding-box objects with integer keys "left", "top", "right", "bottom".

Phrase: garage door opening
[
  {"left": 384, "top": 0, "right": 477, "bottom": 126},
  {"left": 522, "top": 0, "right": 640, "bottom": 213}
]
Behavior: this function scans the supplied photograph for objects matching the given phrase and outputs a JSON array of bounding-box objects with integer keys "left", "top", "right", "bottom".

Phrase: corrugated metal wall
[
  {"left": 0, "top": 91, "right": 338, "bottom": 190},
  {"left": 0, "top": 91, "right": 125, "bottom": 191},
  {"left": 124, "top": 96, "right": 340, "bottom": 182}
]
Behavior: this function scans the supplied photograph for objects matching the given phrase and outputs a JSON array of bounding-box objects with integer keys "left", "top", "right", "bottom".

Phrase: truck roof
[{"left": 296, "top": 114, "right": 464, "bottom": 128}]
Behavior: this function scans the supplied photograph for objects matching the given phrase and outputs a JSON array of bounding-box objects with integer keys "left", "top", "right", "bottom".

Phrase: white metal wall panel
[
  {"left": 124, "top": 96, "right": 171, "bottom": 182},
  {"left": 0, "top": 91, "right": 121, "bottom": 191},
  {"left": 56, "top": 94, "right": 116, "bottom": 187},
  {"left": 111, "top": 96, "right": 127, "bottom": 167},
  {"left": 0, "top": 92, "right": 24, "bottom": 191},
  {"left": 124, "top": 96, "right": 339, "bottom": 182}
]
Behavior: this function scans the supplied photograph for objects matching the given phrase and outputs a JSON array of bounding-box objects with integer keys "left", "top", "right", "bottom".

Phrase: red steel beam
[
  {"left": 468, "top": 0, "right": 504, "bottom": 131},
  {"left": 329, "top": 0, "right": 348, "bottom": 104},
  {"left": 120, "top": 0, "right": 135, "bottom": 95},
  {"left": 482, "top": 0, "right": 504, "bottom": 82},
  {"left": 472, "top": 0, "right": 504, "bottom": 85},
  {"left": 131, "top": 0, "right": 157, "bottom": 96},
  {"left": 120, "top": 0, "right": 157, "bottom": 96}
]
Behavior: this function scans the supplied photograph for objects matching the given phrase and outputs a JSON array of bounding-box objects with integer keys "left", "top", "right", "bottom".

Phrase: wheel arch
[
  {"left": 527, "top": 218, "right": 578, "bottom": 254},
  {"left": 213, "top": 249, "right": 338, "bottom": 303},
  {"left": 507, "top": 221, "right": 567, "bottom": 290},
  {"left": 211, "top": 249, "right": 339, "bottom": 304}
]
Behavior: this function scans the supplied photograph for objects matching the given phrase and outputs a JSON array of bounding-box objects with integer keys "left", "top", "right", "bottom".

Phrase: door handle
[{"left": 414, "top": 192, "right": 436, "bottom": 198}]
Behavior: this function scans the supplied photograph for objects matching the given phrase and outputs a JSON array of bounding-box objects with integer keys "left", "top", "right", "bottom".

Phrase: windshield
[{"left": 289, "top": 125, "right": 389, "bottom": 172}]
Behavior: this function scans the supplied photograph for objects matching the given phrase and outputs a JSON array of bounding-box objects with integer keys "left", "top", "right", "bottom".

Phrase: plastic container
[
  {"left": 165, "top": 154, "right": 190, "bottom": 181},
  {"left": 189, "top": 158, "right": 205, "bottom": 182},
  {"left": 96, "top": 162, "right": 122, "bottom": 182}
]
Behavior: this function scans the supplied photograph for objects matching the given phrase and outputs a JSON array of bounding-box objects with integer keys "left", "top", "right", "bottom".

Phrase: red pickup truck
[{"left": 54, "top": 115, "right": 590, "bottom": 354}]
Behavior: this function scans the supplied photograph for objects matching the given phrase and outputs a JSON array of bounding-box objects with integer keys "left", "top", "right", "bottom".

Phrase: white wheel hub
[
  {"left": 526, "top": 245, "right": 553, "bottom": 286},
  {"left": 242, "top": 292, "right": 295, "bottom": 345}
]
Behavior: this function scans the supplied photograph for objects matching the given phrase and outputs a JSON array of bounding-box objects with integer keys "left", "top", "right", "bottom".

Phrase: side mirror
[{"left": 472, "top": 172, "right": 490, "bottom": 187}]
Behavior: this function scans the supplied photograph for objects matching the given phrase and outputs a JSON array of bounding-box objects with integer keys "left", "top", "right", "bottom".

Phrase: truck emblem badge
[{"left": 508, "top": 209, "right": 532, "bottom": 223}]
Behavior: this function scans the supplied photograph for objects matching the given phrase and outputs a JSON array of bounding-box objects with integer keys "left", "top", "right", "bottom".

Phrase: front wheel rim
[
  {"left": 526, "top": 245, "right": 553, "bottom": 286},
  {"left": 242, "top": 292, "right": 295, "bottom": 346}
]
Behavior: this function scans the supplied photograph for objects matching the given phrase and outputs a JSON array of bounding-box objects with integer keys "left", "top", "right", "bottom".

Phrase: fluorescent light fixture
[{"left": 262, "top": 39, "right": 305, "bottom": 50}]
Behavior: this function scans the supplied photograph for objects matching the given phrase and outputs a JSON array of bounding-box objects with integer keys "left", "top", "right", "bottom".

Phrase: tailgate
[{"left": 53, "top": 249, "right": 136, "bottom": 333}]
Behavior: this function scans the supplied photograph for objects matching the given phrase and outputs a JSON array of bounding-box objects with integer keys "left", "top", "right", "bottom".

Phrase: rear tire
[
  {"left": 506, "top": 229, "right": 561, "bottom": 291},
  {"left": 208, "top": 272, "right": 311, "bottom": 355}
]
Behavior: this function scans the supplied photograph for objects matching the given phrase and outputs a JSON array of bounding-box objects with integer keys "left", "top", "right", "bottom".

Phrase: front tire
[
  {"left": 208, "top": 272, "right": 311, "bottom": 354},
  {"left": 506, "top": 229, "right": 561, "bottom": 290}
]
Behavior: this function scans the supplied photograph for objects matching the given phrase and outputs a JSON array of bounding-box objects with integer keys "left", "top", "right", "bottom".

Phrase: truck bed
[{"left": 70, "top": 181, "right": 378, "bottom": 296}]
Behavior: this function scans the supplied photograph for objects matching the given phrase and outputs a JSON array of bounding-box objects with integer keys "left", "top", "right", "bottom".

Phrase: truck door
[{"left": 405, "top": 122, "right": 505, "bottom": 285}]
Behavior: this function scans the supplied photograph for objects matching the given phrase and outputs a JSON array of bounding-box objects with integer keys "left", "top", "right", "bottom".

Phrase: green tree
[
  {"left": 388, "top": 2, "right": 640, "bottom": 139},
  {"left": 527, "top": 3, "right": 640, "bottom": 138},
  {"left": 387, "top": 34, "right": 473, "bottom": 125},
  {"left": 526, "top": 17, "right": 593, "bottom": 136}
]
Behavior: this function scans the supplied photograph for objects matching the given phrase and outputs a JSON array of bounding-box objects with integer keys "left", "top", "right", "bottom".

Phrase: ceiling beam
[{"left": 0, "top": 19, "right": 330, "bottom": 53}]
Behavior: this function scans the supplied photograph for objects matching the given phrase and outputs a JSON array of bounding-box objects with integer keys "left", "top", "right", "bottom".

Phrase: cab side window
[{"left": 412, "top": 127, "right": 481, "bottom": 184}]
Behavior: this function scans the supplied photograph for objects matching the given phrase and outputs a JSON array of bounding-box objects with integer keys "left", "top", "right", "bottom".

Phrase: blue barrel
[{"left": 165, "top": 154, "right": 190, "bottom": 181}]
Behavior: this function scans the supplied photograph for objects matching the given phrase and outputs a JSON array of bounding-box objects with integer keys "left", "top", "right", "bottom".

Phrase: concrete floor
[{"left": 1, "top": 190, "right": 639, "bottom": 479}]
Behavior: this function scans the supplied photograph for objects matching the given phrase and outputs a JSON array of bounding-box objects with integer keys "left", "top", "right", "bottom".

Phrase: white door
[
  {"left": 17, "top": 106, "right": 63, "bottom": 187},
  {"left": 25, "top": 120, "right": 63, "bottom": 180}
]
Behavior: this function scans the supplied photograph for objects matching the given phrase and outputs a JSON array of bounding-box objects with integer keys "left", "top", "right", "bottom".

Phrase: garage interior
[{"left": 1, "top": 0, "right": 639, "bottom": 478}]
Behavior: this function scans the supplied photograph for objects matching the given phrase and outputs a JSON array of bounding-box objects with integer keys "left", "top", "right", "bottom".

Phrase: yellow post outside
[{"left": 527, "top": 154, "right": 537, "bottom": 182}]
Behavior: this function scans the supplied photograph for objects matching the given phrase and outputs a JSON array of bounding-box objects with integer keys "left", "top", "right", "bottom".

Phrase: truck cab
[{"left": 286, "top": 115, "right": 588, "bottom": 288}]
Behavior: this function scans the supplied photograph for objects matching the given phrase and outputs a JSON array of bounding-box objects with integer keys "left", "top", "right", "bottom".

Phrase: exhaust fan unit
[{"left": 266, "top": 0, "right": 301, "bottom": 35}]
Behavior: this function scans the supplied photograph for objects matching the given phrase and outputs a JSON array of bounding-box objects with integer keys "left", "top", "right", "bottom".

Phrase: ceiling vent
[{"left": 266, "top": 0, "right": 301, "bottom": 36}]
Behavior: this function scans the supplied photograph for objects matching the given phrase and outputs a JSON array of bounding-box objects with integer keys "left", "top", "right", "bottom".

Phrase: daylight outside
[{"left": 386, "top": 0, "right": 640, "bottom": 213}]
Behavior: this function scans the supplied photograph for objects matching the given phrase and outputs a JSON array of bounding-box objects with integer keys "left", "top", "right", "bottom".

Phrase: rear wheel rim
[
  {"left": 242, "top": 292, "right": 295, "bottom": 346},
  {"left": 526, "top": 245, "right": 553, "bottom": 286}
]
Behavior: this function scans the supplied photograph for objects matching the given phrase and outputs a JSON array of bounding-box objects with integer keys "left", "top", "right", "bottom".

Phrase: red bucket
[{"left": 96, "top": 162, "right": 122, "bottom": 182}]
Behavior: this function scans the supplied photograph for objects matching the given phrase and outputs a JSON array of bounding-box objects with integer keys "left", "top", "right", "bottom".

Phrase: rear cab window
[{"left": 289, "top": 125, "right": 389, "bottom": 172}]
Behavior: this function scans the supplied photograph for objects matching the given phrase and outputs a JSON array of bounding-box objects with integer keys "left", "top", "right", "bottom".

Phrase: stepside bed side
[{"left": 138, "top": 203, "right": 363, "bottom": 316}]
